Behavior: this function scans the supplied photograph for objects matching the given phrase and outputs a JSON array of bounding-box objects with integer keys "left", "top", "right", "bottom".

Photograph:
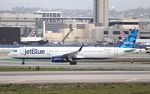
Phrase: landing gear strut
[{"left": 22, "top": 59, "right": 25, "bottom": 65}]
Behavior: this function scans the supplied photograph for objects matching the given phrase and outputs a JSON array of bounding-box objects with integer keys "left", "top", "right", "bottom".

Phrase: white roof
[{"left": 21, "top": 37, "right": 46, "bottom": 42}]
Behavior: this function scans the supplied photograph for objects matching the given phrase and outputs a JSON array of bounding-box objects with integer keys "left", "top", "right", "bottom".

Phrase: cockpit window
[{"left": 13, "top": 50, "right": 17, "bottom": 52}]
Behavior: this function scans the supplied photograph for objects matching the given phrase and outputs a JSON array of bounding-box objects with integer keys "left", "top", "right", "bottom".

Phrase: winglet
[{"left": 78, "top": 44, "right": 84, "bottom": 52}]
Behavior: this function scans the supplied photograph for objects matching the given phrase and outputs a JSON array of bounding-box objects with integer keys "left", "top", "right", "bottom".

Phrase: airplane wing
[
  {"left": 51, "top": 44, "right": 84, "bottom": 65},
  {"left": 61, "top": 44, "right": 84, "bottom": 58}
]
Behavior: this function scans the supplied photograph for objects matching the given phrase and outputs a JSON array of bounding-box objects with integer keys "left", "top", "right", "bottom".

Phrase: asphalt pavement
[{"left": 0, "top": 71, "right": 150, "bottom": 84}]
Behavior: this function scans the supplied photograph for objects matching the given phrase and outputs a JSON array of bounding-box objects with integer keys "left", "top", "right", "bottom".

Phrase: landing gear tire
[{"left": 70, "top": 61, "right": 77, "bottom": 65}]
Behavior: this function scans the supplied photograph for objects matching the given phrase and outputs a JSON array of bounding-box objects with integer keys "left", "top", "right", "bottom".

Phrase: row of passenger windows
[
  {"left": 104, "top": 31, "right": 129, "bottom": 35},
  {"left": 49, "top": 50, "right": 103, "bottom": 53},
  {"left": 140, "top": 32, "right": 150, "bottom": 34},
  {"left": 104, "top": 31, "right": 150, "bottom": 35},
  {"left": 42, "top": 13, "right": 61, "bottom": 18}
]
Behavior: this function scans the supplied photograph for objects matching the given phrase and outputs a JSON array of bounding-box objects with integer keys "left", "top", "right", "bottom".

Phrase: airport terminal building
[
  {"left": 0, "top": 12, "right": 150, "bottom": 43},
  {"left": 0, "top": 0, "right": 150, "bottom": 44}
]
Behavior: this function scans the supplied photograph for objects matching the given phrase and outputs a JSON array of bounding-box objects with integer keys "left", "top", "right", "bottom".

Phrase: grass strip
[
  {"left": 0, "top": 66, "right": 148, "bottom": 71},
  {"left": 0, "top": 83, "right": 150, "bottom": 94}
]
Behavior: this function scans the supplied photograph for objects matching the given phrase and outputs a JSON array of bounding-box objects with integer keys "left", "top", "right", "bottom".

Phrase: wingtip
[{"left": 79, "top": 44, "right": 84, "bottom": 52}]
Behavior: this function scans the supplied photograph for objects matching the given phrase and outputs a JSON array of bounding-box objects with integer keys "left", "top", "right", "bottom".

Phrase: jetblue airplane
[{"left": 8, "top": 29, "right": 139, "bottom": 65}]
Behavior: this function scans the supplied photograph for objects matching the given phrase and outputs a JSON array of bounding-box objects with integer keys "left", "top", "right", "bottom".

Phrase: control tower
[{"left": 94, "top": 0, "right": 109, "bottom": 27}]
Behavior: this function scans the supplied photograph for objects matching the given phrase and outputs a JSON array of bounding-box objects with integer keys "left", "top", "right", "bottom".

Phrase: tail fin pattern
[
  {"left": 118, "top": 29, "right": 138, "bottom": 48},
  {"left": 28, "top": 29, "right": 36, "bottom": 37},
  {"left": 119, "top": 31, "right": 126, "bottom": 41}
]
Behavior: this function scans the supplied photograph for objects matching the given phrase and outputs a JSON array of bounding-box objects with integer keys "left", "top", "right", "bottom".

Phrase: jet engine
[{"left": 51, "top": 56, "right": 68, "bottom": 62}]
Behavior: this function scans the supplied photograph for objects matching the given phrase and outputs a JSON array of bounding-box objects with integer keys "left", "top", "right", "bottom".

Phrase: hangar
[{"left": 0, "top": 27, "right": 20, "bottom": 44}]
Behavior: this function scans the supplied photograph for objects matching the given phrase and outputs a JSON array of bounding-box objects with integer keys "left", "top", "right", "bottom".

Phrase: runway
[
  {"left": 0, "top": 52, "right": 150, "bottom": 84},
  {"left": 0, "top": 71, "right": 150, "bottom": 84}
]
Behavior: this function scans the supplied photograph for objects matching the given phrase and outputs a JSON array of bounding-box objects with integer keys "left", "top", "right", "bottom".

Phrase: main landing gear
[{"left": 66, "top": 57, "right": 77, "bottom": 65}]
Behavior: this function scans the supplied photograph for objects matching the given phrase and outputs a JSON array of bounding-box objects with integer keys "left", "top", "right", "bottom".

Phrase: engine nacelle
[{"left": 51, "top": 56, "right": 68, "bottom": 62}]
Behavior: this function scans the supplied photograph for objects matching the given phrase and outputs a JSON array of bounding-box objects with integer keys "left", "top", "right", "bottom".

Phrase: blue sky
[{"left": 0, "top": 0, "right": 150, "bottom": 10}]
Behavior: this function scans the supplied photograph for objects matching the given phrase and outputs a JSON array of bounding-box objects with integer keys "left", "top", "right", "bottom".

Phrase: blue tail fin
[{"left": 118, "top": 29, "right": 138, "bottom": 48}]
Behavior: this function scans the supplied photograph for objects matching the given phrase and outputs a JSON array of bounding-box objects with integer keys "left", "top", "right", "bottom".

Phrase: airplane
[
  {"left": 8, "top": 29, "right": 139, "bottom": 65},
  {"left": 21, "top": 29, "right": 48, "bottom": 45}
]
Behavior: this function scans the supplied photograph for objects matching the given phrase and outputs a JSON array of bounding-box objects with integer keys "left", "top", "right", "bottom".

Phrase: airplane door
[
  {"left": 46, "top": 49, "right": 51, "bottom": 55},
  {"left": 114, "top": 48, "right": 118, "bottom": 55},
  {"left": 20, "top": 48, "right": 25, "bottom": 55}
]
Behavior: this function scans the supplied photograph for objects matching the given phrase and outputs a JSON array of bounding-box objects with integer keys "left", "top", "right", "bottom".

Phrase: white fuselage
[{"left": 8, "top": 46, "right": 136, "bottom": 59}]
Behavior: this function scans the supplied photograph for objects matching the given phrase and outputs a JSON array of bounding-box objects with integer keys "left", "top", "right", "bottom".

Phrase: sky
[{"left": 0, "top": 0, "right": 150, "bottom": 11}]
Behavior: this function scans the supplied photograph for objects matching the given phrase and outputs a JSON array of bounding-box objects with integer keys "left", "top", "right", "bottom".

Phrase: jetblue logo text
[{"left": 25, "top": 49, "right": 45, "bottom": 55}]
